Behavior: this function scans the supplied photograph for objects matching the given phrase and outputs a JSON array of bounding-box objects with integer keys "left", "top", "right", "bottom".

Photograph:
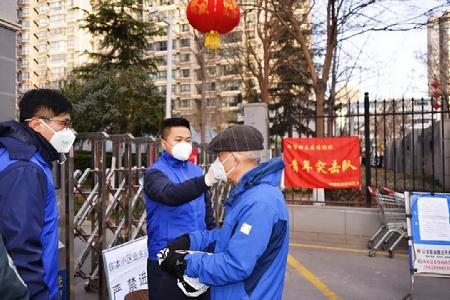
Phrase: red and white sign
[{"left": 283, "top": 137, "right": 361, "bottom": 189}]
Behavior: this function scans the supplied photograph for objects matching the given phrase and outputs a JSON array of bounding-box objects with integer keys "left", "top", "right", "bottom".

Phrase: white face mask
[
  {"left": 39, "top": 120, "right": 76, "bottom": 153},
  {"left": 211, "top": 153, "right": 236, "bottom": 182},
  {"left": 168, "top": 141, "right": 192, "bottom": 161}
]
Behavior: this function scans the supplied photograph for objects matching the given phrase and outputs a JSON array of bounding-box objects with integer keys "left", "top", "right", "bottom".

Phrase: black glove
[
  {"left": 168, "top": 234, "right": 190, "bottom": 251},
  {"left": 161, "top": 251, "right": 188, "bottom": 278}
]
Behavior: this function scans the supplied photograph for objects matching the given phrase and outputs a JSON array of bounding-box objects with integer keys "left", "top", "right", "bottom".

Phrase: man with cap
[{"left": 159, "top": 125, "right": 289, "bottom": 300}]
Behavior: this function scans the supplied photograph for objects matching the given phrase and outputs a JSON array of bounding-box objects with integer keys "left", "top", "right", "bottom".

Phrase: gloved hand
[
  {"left": 160, "top": 251, "right": 188, "bottom": 279},
  {"left": 204, "top": 158, "right": 227, "bottom": 186},
  {"left": 168, "top": 234, "right": 190, "bottom": 252}
]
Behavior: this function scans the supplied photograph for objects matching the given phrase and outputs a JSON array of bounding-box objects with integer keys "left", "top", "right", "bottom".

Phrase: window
[
  {"left": 39, "top": 18, "right": 49, "bottom": 26},
  {"left": 181, "top": 24, "right": 190, "bottom": 32},
  {"left": 39, "top": 43, "right": 48, "bottom": 52},
  {"left": 50, "top": 14, "right": 65, "bottom": 26},
  {"left": 38, "top": 30, "right": 47, "bottom": 38},
  {"left": 206, "top": 82, "right": 216, "bottom": 91},
  {"left": 180, "top": 84, "right": 191, "bottom": 93},
  {"left": 21, "top": 8, "right": 30, "bottom": 17},
  {"left": 66, "top": 26, "right": 74, "bottom": 34},
  {"left": 223, "top": 81, "right": 240, "bottom": 91},
  {"left": 181, "top": 69, "right": 190, "bottom": 78},
  {"left": 39, "top": 83, "right": 47, "bottom": 89},
  {"left": 50, "top": 40, "right": 66, "bottom": 52},
  {"left": 50, "top": 2, "right": 63, "bottom": 11},
  {"left": 180, "top": 54, "right": 190, "bottom": 62},
  {"left": 207, "top": 66, "right": 216, "bottom": 76},
  {"left": 67, "top": 39, "right": 74, "bottom": 49},
  {"left": 67, "top": 13, "right": 75, "bottom": 20},
  {"left": 50, "top": 54, "right": 65, "bottom": 64},
  {"left": 22, "top": 46, "right": 31, "bottom": 55},
  {"left": 39, "top": 5, "right": 49, "bottom": 13},
  {"left": 223, "top": 64, "right": 241, "bottom": 75},
  {"left": 20, "top": 72, "right": 30, "bottom": 80},
  {"left": 22, "top": 21, "right": 30, "bottom": 28},
  {"left": 178, "top": 99, "right": 191, "bottom": 109},
  {"left": 50, "top": 67, "right": 65, "bottom": 77},
  {"left": 49, "top": 28, "right": 65, "bottom": 36},
  {"left": 68, "top": 53, "right": 74, "bottom": 61},
  {"left": 156, "top": 71, "right": 167, "bottom": 80},
  {"left": 21, "top": 32, "right": 30, "bottom": 41},
  {"left": 207, "top": 98, "right": 217, "bottom": 107},
  {"left": 180, "top": 38, "right": 190, "bottom": 48},
  {"left": 154, "top": 41, "right": 167, "bottom": 51}
]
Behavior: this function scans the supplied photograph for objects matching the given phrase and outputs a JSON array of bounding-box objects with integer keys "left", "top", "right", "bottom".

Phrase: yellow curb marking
[
  {"left": 289, "top": 242, "right": 408, "bottom": 258},
  {"left": 288, "top": 254, "right": 342, "bottom": 300}
]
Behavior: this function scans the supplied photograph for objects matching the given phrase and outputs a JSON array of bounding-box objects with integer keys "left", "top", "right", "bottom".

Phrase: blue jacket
[
  {"left": 144, "top": 151, "right": 215, "bottom": 260},
  {"left": 0, "top": 120, "right": 60, "bottom": 300},
  {"left": 185, "top": 157, "right": 289, "bottom": 300}
]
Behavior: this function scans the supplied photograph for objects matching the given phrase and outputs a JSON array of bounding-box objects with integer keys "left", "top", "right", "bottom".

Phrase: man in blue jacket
[
  {"left": 0, "top": 89, "right": 75, "bottom": 300},
  {"left": 161, "top": 125, "right": 289, "bottom": 300},
  {"left": 144, "top": 118, "right": 219, "bottom": 300}
]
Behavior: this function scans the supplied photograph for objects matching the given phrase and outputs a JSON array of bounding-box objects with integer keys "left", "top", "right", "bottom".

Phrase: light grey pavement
[{"left": 75, "top": 242, "right": 450, "bottom": 300}]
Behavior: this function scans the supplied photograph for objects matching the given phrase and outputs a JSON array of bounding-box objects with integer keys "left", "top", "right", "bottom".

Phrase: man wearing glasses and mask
[
  {"left": 0, "top": 89, "right": 76, "bottom": 300},
  {"left": 144, "top": 118, "right": 221, "bottom": 300}
]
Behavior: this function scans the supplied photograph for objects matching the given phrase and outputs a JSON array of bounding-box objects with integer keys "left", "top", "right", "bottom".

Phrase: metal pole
[
  {"left": 364, "top": 92, "right": 372, "bottom": 206},
  {"left": 165, "top": 14, "right": 173, "bottom": 119}
]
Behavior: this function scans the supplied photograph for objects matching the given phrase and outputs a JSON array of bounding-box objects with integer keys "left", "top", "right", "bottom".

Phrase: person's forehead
[
  {"left": 166, "top": 126, "right": 191, "bottom": 138},
  {"left": 54, "top": 113, "right": 71, "bottom": 121}
]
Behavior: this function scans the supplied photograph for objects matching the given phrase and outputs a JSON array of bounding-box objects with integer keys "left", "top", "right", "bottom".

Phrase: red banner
[
  {"left": 283, "top": 137, "right": 361, "bottom": 189},
  {"left": 188, "top": 147, "right": 199, "bottom": 165}
]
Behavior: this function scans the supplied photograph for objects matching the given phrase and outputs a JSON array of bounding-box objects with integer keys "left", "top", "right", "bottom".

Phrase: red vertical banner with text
[{"left": 283, "top": 137, "right": 361, "bottom": 189}]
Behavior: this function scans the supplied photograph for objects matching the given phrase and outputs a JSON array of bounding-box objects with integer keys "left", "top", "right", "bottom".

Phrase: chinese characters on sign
[
  {"left": 102, "top": 237, "right": 149, "bottom": 300},
  {"left": 410, "top": 194, "right": 450, "bottom": 276},
  {"left": 283, "top": 137, "right": 361, "bottom": 188}
]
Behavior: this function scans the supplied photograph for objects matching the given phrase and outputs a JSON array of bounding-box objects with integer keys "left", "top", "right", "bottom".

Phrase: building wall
[{"left": 0, "top": 0, "right": 20, "bottom": 121}]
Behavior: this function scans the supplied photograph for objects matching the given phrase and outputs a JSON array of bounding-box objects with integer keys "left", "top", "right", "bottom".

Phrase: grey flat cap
[{"left": 207, "top": 125, "right": 264, "bottom": 153}]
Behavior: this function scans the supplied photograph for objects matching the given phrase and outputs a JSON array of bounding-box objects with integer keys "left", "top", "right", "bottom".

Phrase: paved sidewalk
[{"left": 75, "top": 242, "right": 450, "bottom": 299}]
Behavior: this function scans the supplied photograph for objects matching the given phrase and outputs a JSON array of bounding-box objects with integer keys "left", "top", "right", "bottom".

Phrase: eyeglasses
[{"left": 40, "top": 118, "right": 72, "bottom": 129}]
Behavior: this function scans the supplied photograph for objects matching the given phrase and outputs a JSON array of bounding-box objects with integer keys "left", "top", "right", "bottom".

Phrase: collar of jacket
[
  {"left": 0, "top": 120, "right": 59, "bottom": 165},
  {"left": 160, "top": 150, "right": 187, "bottom": 168},
  {"left": 225, "top": 157, "right": 285, "bottom": 207}
]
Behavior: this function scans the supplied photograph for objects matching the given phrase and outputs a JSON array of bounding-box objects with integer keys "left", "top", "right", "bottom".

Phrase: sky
[{"left": 314, "top": 0, "right": 449, "bottom": 100}]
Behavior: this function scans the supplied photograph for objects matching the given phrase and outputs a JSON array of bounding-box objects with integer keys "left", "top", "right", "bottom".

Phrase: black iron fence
[{"left": 272, "top": 93, "right": 450, "bottom": 206}]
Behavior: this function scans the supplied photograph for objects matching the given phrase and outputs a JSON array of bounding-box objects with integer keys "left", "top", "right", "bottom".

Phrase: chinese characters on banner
[
  {"left": 283, "top": 137, "right": 361, "bottom": 188},
  {"left": 102, "top": 237, "right": 149, "bottom": 300}
]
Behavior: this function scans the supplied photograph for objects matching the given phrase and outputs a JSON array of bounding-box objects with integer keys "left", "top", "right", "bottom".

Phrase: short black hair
[
  {"left": 19, "top": 89, "right": 73, "bottom": 122},
  {"left": 160, "top": 117, "right": 191, "bottom": 139}
]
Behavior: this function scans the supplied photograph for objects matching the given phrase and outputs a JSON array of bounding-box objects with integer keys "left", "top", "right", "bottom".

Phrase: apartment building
[{"left": 17, "top": 0, "right": 92, "bottom": 93}]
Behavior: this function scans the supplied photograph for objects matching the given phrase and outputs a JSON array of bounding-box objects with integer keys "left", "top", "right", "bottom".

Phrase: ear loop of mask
[
  {"left": 223, "top": 153, "right": 239, "bottom": 176},
  {"left": 57, "top": 154, "right": 67, "bottom": 165}
]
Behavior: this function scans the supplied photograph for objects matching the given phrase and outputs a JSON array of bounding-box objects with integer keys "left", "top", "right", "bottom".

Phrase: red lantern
[{"left": 186, "top": 0, "right": 240, "bottom": 49}]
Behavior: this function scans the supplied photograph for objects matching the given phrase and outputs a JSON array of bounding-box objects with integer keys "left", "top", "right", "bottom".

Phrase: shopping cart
[{"left": 367, "top": 188, "right": 406, "bottom": 258}]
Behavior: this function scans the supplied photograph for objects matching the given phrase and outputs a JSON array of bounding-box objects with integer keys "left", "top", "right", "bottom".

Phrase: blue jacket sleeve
[
  {"left": 185, "top": 201, "right": 277, "bottom": 286},
  {"left": 144, "top": 169, "right": 209, "bottom": 206},
  {"left": 189, "top": 228, "right": 220, "bottom": 252},
  {"left": 0, "top": 163, "right": 49, "bottom": 300},
  {"left": 204, "top": 191, "right": 216, "bottom": 230}
]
